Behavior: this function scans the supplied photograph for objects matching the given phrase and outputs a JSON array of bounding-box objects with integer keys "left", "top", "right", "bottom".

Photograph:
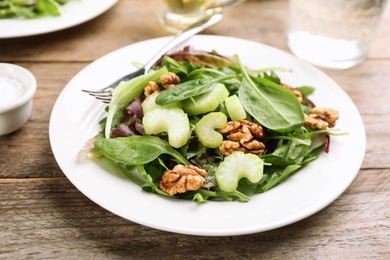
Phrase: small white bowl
[{"left": 0, "top": 63, "right": 37, "bottom": 135}]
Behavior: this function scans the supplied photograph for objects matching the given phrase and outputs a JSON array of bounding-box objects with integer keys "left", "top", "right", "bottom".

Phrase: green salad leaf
[
  {"left": 155, "top": 75, "right": 235, "bottom": 106},
  {"left": 236, "top": 54, "right": 305, "bottom": 132},
  {"left": 94, "top": 135, "right": 189, "bottom": 166}
]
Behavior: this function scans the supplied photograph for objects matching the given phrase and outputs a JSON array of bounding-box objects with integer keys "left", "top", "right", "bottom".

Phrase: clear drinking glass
[
  {"left": 288, "top": 0, "right": 388, "bottom": 69},
  {"left": 159, "top": 0, "right": 216, "bottom": 33}
]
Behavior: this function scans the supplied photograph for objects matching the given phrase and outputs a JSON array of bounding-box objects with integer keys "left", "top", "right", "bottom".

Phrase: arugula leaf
[
  {"left": 302, "top": 142, "right": 326, "bottom": 165},
  {"left": 255, "top": 165, "right": 301, "bottom": 193},
  {"left": 1, "top": 0, "right": 72, "bottom": 19},
  {"left": 213, "top": 188, "right": 250, "bottom": 202},
  {"left": 36, "top": 0, "right": 61, "bottom": 16},
  {"left": 136, "top": 165, "right": 172, "bottom": 197},
  {"left": 161, "top": 56, "right": 190, "bottom": 77},
  {"left": 262, "top": 128, "right": 319, "bottom": 166},
  {"left": 192, "top": 192, "right": 207, "bottom": 203},
  {"left": 176, "top": 188, "right": 250, "bottom": 202},
  {"left": 6, "top": 3, "right": 36, "bottom": 18}
]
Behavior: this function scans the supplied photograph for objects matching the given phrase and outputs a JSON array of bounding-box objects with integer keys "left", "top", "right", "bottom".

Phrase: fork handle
[{"left": 143, "top": 8, "right": 224, "bottom": 72}]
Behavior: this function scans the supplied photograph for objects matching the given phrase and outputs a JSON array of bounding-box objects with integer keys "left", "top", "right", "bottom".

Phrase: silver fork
[{"left": 82, "top": 7, "right": 224, "bottom": 103}]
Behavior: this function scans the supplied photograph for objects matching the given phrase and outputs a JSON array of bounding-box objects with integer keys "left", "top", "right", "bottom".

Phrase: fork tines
[{"left": 83, "top": 90, "right": 113, "bottom": 103}]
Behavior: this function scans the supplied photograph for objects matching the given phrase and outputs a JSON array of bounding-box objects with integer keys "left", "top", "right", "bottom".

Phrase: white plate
[
  {"left": 49, "top": 35, "right": 366, "bottom": 236},
  {"left": 0, "top": 0, "right": 118, "bottom": 38}
]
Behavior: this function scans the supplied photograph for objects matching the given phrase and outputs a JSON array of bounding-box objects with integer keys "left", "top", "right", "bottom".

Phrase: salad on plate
[
  {"left": 0, "top": 0, "right": 73, "bottom": 18},
  {"left": 81, "top": 46, "right": 343, "bottom": 203}
]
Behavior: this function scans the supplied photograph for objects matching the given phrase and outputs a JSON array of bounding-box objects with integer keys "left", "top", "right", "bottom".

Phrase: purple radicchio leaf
[{"left": 126, "top": 96, "right": 144, "bottom": 120}]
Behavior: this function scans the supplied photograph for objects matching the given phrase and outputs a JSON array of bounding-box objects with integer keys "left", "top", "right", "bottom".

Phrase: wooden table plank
[
  {"left": 0, "top": 172, "right": 388, "bottom": 258},
  {"left": 1, "top": 0, "right": 390, "bottom": 258}
]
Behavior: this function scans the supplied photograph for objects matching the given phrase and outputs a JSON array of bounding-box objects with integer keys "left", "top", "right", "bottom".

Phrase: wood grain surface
[{"left": 1, "top": 0, "right": 389, "bottom": 259}]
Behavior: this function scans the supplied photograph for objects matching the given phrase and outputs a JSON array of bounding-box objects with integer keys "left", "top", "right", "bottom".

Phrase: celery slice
[
  {"left": 142, "top": 92, "right": 182, "bottom": 114},
  {"left": 215, "top": 151, "right": 264, "bottom": 192},
  {"left": 225, "top": 94, "right": 247, "bottom": 120},
  {"left": 182, "top": 83, "right": 229, "bottom": 115},
  {"left": 142, "top": 107, "right": 190, "bottom": 148},
  {"left": 195, "top": 112, "right": 227, "bottom": 148}
]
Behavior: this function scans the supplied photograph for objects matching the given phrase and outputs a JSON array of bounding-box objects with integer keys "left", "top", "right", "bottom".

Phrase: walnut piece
[
  {"left": 240, "top": 140, "right": 265, "bottom": 155},
  {"left": 304, "top": 107, "right": 339, "bottom": 130},
  {"left": 311, "top": 107, "right": 339, "bottom": 128},
  {"left": 304, "top": 114, "right": 328, "bottom": 130},
  {"left": 144, "top": 81, "right": 161, "bottom": 96},
  {"left": 159, "top": 164, "right": 207, "bottom": 196},
  {"left": 160, "top": 72, "right": 180, "bottom": 89},
  {"left": 281, "top": 83, "right": 303, "bottom": 103},
  {"left": 218, "top": 140, "right": 247, "bottom": 155},
  {"left": 219, "top": 120, "right": 265, "bottom": 156},
  {"left": 219, "top": 120, "right": 241, "bottom": 134}
]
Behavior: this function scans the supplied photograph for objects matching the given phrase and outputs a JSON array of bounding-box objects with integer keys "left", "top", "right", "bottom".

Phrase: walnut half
[
  {"left": 160, "top": 72, "right": 180, "bottom": 89},
  {"left": 304, "top": 107, "right": 339, "bottom": 130},
  {"left": 219, "top": 120, "right": 265, "bottom": 156},
  {"left": 159, "top": 164, "right": 207, "bottom": 196},
  {"left": 144, "top": 81, "right": 161, "bottom": 96},
  {"left": 143, "top": 72, "right": 181, "bottom": 96}
]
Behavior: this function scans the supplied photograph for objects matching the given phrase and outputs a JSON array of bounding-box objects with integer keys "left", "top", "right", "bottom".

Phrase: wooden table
[{"left": 1, "top": 0, "right": 389, "bottom": 258}]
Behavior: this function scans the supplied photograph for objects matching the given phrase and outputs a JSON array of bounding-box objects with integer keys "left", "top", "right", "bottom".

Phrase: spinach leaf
[
  {"left": 235, "top": 54, "right": 305, "bottom": 132},
  {"left": 105, "top": 67, "right": 169, "bottom": 137},
  {"left": 155, "top": 75, "right": 235, "bottom": 106},
  {"left": 94, "top": 135, "right": 190, "bottom": 165},
  {"left": 296, "top": 85, "right": 315, "bottom": 96},
  {"left": 161, "top": 56, "right": 190, "bottom": 77},
  {"left": 262, "top": 71, "right": 281, "bottom": 84},
  {"left": 187, "top": 68, "right": 227, "bottom": 79}
]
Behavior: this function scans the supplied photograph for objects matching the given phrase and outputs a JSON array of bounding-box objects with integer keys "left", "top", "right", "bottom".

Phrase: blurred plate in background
[{"left": 0, "top": 0, "right": 118, "bottom": 38}]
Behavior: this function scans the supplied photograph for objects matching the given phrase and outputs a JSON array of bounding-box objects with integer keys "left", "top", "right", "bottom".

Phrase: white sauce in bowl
[{"left": 0, "top": 75, "right": 26, "bottom": 107}]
